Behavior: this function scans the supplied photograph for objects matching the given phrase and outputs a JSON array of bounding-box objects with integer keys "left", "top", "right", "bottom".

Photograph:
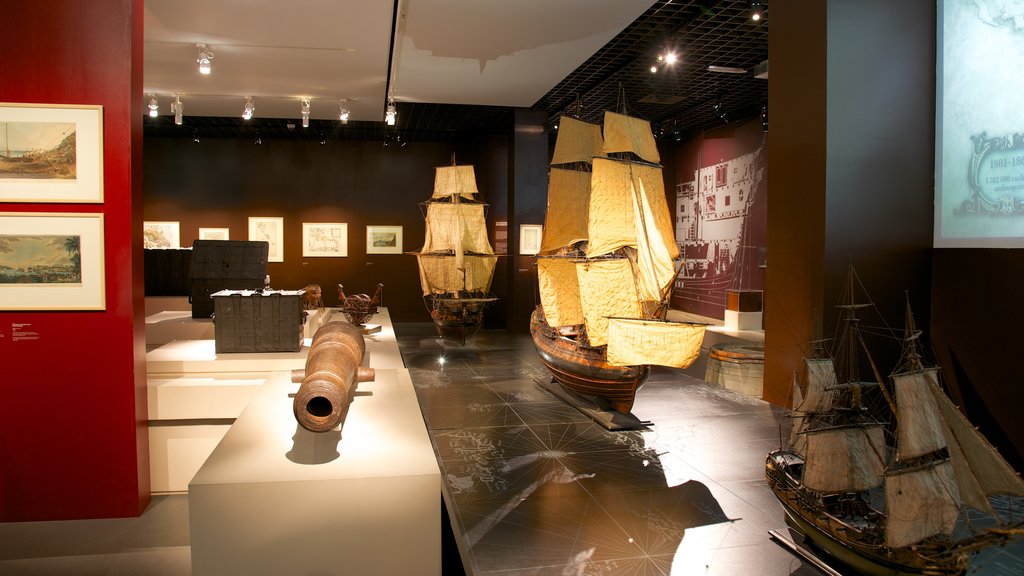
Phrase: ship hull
[
  {"left": 529, "top": 307, "right": 649, "bottom": 414},
  {"left": 765, "top": 450, "right": 966, "bottom": 576},
  {"left": 428, "top": 294, "right": 495, "bottom": 345}
]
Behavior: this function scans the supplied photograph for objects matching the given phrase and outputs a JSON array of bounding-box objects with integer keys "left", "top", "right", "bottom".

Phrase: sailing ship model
[
  {"left": 766, "top": 268, "right": 1024, "bottom": 575},
  {"left": 530, "top": 111, "right": 706, "bottom": 417},
  {"left": 413, "top": 160, "right": 498, "bottom": 344}
]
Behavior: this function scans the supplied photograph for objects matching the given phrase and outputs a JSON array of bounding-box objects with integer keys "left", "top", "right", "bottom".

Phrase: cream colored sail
[
  {"left": 606, "top": 318, "right": 705, "bottom": 368},
  {"left": 551, "top": 116, "right": 605, "bottom": 165},
  {"left": 432, "top": 165, "right": 478, "bottom": 200},
  {"left": 587, "top": 158, "right": 673, "bottom": 259},
  {"left": 539, "top": 168, "right": 590, "bottom": 254},
  {"left": 789, "top": 358, "right": 838, "bottom": 456},
  {"left": 893, "top": 368, "right": 947, "bottom": 460},
  {"left": 576, "top": 259, "right": 642, "bottom": 347},
  {"left": 417, "top": 254, "right": 497, "bottom": 296},
  {"left": 420, "top": 203, "right": 494, "bottom": 256},
  {"left": 602, "top": 111, "right": 660, "bottom": 164},
  {"left": 929, "top": 376, "right": 1024, "bottom": 516},
  {"left": 630, "top": 176, "right": 680, "bottom": 305},
  {"left": 802, "top": 424, "right": 886, "bottom": 492},
  {"left": 884, "top": 460, "right": 961, "bottom": 549},
  {"left": 537, "top": 258, "right": 583, "bottom": 327}
]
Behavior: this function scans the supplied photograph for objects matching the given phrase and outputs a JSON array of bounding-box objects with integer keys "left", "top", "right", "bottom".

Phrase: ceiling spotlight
[
  {"left": 663, "top": 52, "right": 678, "bottom": 65},
  {"left": 319, "top": 131, "right": 326, "bottom": 145},
  {"left": 385, "top": 100, "right": 397, "bottom": 126},
  {"left": 650, "top": 65, "right": 658, "bottom": 73},
  {"left": 301, "top": 98, "right": 311, "bottom": 128},
  {"left": 148, "top": 94, "right": 159, "bottom": 117},
  {"left": 193, "top": 128, "right": 200, "bottom": 143},
  {"left": 172, "top": 94, "right": 183, "bottom": 125},
  {"left": 339, "top": 99, "right": 350, "bottom": 124},
  {"left": 196, "top": 43, "right": 214, "bottom": 75},
  {"left": 242, "top": 96, "right": 254, "bottom": 120},
  {"left": 255, "top": 131, "right": 262, "bottom": 145},
  {"left": 751, "top": 1, "right": 764, "bottom": 21},
  {"left": 714, "top": 100, "right": 728, "bottom": 123}
]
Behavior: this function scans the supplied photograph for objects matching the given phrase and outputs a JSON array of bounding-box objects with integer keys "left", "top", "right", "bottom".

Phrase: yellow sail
[
  {"left": 551, "top": 116, "right": 605, "bottom": 165},
  {"left": 539, "top": 168, "right": 590, "bottom": 254},
  {"left": 884, "top": 461, "right": 960, "bottom": 549},
  {"left": 601, "top": 111, "right": 660, "bottom": 164},
  {"left": 576, "top": 259, "right": 642, "bottom": 347},
  {"left": 537, "top": 258, "right": 583, "bottom": 327},
  {"left": 416, "top": 254, "right": 497, "bottom": 296},
  {"left": 606, "top": 318, "right": 705, "bottom": 368},
  {"left": 420, "top": 203, "right": 494, "bottom": 255},
  {"left": 631, "top": 177, "right": 680, "bottom": 304},
  {"left": 802, "top": 424, "right": 886, "bottom": 492},
  {"left": 587, "top": 158, "right": 674, "bottom": 259},
  {"left": 432, "top": 165, "right": 478, "bottom": 200}
]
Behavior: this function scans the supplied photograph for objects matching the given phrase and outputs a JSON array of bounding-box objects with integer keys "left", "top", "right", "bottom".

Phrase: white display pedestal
[
  {"left": 189, "top": 369, "right": 440, "bottom": 576},
  {"left": 724, "top": 309, "right": 763, "bottom": 331}
]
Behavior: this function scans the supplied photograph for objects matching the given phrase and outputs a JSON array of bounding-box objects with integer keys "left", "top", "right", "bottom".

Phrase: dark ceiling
[{"left": 144, "top": 0, "right": 768, "bottom": 144}]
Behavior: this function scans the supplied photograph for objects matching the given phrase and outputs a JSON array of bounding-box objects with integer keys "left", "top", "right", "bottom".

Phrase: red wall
[{"left": 0, "top": 0, "right": 149, "bottom": 520}]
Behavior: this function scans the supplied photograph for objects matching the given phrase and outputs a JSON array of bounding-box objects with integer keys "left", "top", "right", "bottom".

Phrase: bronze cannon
[
  {"left": 337, "top": 283, "right": 383, "bottom": 325},
  {"left": 291, "top": 321, "right": 375, "bottom": 433}
]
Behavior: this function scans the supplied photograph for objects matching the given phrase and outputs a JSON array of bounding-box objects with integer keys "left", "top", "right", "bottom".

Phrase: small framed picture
[
  {"left": 143, "top": 221, "right": 180, "bottom": 249},
  {"left": 248, "top": 216, "right": 284, "bottom": 262},
  {"left": 302, "top": 222, "right": 348, "bottom": 257},
  {"left": 366, "top": 225, "right": 403, "bottom": 254},
  {"left": 198, "top": 227, "right": 229, "bottom": 241},
  {"left": 519, "top": 224, "right": 543, "bottom": 255}
]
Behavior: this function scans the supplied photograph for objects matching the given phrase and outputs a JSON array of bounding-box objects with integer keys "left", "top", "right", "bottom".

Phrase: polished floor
[{"left": 1, "top": 323, "right": 1021, "bottom": 575}]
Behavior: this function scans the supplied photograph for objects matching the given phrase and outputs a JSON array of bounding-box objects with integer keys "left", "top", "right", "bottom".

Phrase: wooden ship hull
[
  {"left": 428, "top": 293, "right": 496, "bottom": 345},
  {"left": 530, "top": 307, "right": 649, "bottom": 414}
]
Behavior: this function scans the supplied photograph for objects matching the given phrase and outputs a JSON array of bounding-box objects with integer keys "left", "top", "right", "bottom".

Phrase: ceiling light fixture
[
  {"left": 385, "top": 100, "right": 397, "bottom": 126},
  {"left": 242, "top": 96, "right": 254, "bottom": 120},
  {"left": 301, "top": 98, "right": 311, "bottom": 128},
  {"left": 171, "top": 94, "right": 183, "bottom": 125},
  {"left": 255, "top": 130, "right": 262, "bottom": 145},
  {"left": 196, "top": 43, "right": 214, "bottom": 75},
  {"left": 319, "top": 131, "right": 326, "bottom": 145},
  {"left": 148, "top": 94, "right": 159, "bottom": 118},
  {"left": 339, "top": 99, "right": 350, "bottom": 124},
  {"left": 751, "top": 1, "right": 764, "bottom": 21},
  {"left": 708, "top": 65, "right": 748, "bottom": 74}
]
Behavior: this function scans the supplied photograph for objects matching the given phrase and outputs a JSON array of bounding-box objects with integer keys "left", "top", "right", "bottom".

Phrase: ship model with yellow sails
[
  {"left": 530, "top": 111, "right": 706, "bottom": 420},
  {"left": 766, "top": 269, "right": 1024, "bottom": 575},
  {"left": 413, "top": 161, "right": 498, "bottom": 344}
]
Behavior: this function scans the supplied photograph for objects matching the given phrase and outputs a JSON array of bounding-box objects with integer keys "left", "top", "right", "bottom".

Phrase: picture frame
[
  {"left": 198, "top": 227, "right": 229, "bottom": 241},
  {"left": 302, "top": 222, "right": 348, "bottom": 257},
  {"left": 143, "top": 221, "right": 180, "bottom": 249},
  {"left": 0, "top": 103, "right": 104, "bottom": 203},
  {"left": 366, "top": 225, "right": 403, "bottom": 254},
  {"left": 248, "top": 216, "right": 284, "bottom": 262},
  {"left": 519, "top": 224, "right": 543, "bottom": 255},
  {"left": 0, "top": 212, "right": 105, "bottom": 310}
]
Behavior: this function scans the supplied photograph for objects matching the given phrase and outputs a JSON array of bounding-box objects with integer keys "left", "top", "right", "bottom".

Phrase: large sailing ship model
[
  {"left": 766, "top": 268, "right": 1024, "bottom": 575},
  {"left": 530, "top": 111, "right": 706, "bottom": 418},
  {"left": 414, "top": 161, "right": 498, "bottom": 344}
]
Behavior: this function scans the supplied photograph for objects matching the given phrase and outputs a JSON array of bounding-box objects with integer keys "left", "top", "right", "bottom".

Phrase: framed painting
[
  {"left": 0, "top": 103, "right": 104, "bottom": 203},
  {"left": 248, "top": 216, "right": 284, "bottom": 262},
  {"left": 519, "top": 224, "right": 543, "bottom": 255},
  {"left": 366, "top": 225, "right": 402, "bottom": 254},
  {"left": 199, "top": 227, "right": 230, "bottom": 241},
  {"left": 0, "top": 212, "right": 105, "bottom": 310},
  {"left": 302, "top": 222, "right": 348, "bottom": 257},
  {"left": 143, "top": 221, "right": 180, "bottom": 249}
]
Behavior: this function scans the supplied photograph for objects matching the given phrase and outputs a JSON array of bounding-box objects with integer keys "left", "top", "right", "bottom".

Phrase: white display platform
[
  {"left": 189, "top": 368, "right": 440, "bottom": 576},
  {"left": 146, "top": 339, "right": 311, "bottom": 374},
  {"left": 725, "top": 309, "right": 763, "bottom": 331},
  {"left": 145, "top": 310, "right": 215, "bottom": 348}
]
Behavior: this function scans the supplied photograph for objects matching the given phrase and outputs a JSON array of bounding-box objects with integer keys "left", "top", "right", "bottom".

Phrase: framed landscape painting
[
  {"left": 366, "top": 225, "right": 402, "bottom": 254},
  {"left": 249, "top": 216, "right": 284, "bottom": 262},
  {"left": 0, "top": 212, "right": 105, "bottom": 310},
  {"left": 519, "top": 224, "right": 543, "bottom": 255},
  {"left": 302, "top": 222, "right": 348, "bottom": 257},
  {"left": 0, "top": 103, "right": 104, "bottom": 203},
  {"left": 199, "top": 227, "right": 229, "bottom": 241},
  {"left": 143, "top": 221, "right": 180, "bottom": 249}
]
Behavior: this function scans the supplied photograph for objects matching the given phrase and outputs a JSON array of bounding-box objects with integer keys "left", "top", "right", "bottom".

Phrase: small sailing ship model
[
  {"left": 413, "top": 160, "right": 498, "bottom": 344},
  {"left": 766, "top": 267, "right": 1024, "bottom": 575},
  {"left": 530, "top": 111, "right": 706, "bottom": 420}
]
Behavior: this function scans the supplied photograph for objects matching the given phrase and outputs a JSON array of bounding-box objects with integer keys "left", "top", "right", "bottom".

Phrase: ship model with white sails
[
  {"left": 413, "top": 161, "right": 498, "bottom": 344},
  {"left": 530, "top": 111, "right": 706, "bottom": 418},
  {"left": 766, "top": 268, "right": 1024, "bottom": 575}
]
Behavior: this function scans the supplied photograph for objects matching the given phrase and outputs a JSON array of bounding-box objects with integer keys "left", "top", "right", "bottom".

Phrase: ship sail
[
  {"left": 536, "top": 258, "right": 583, "bottom": 328},
  {"left": 789, "top": 357, "right": 838, "bottom": 456},
  {"left": 576, "top": 258, "right": 642, "bottom": 347},
  {"left": 885, "top": 460, "right": 960, "bottom": 548},
  {"left": 606, "top": 318, "right": 704, "bottom": 368},
  {"left": 801, "top": 424, "right": 886, "bottom": 493},
  {"left": 538, "top": 168, "right": 590, "bottom": 254},
  {"left": 550, "top": 115, "right": 605, "bottom": 165}
]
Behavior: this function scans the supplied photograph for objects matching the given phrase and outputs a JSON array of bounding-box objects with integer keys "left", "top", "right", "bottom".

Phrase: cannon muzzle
[{"left": 292, "top": 321, "right": 375, "bottom": 432}]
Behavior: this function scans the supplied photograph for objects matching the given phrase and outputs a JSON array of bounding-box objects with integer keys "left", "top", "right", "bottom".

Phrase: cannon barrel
[{"left": 292, "top": 321, "right": 375, "bottom": 432}]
